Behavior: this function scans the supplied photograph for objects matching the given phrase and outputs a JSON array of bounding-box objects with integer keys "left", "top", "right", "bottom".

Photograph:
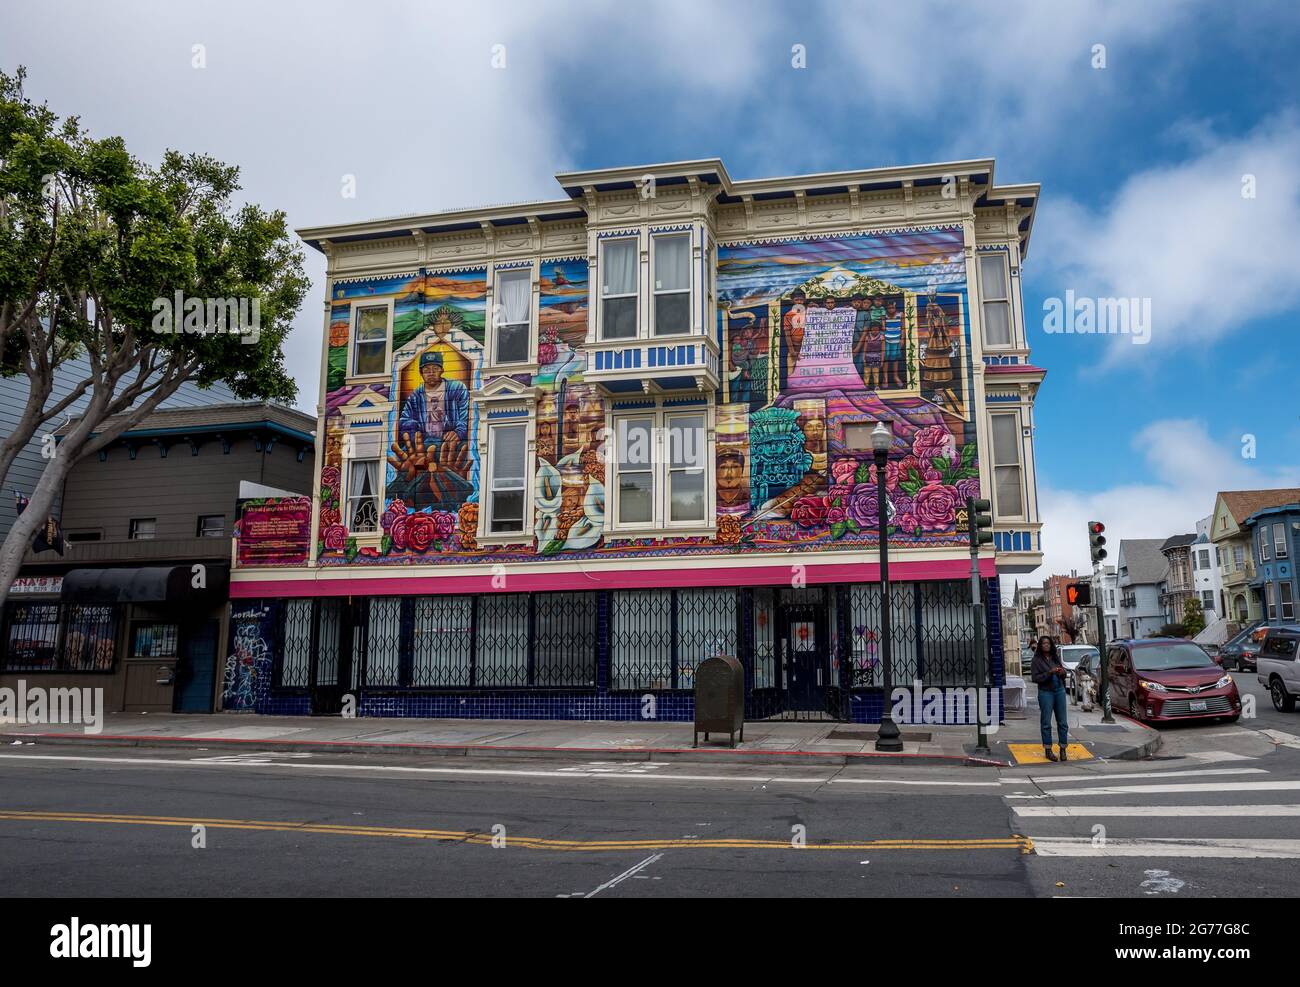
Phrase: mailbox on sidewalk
[{"left": 694, "top": 654, "right": 745, "bottom": 748}]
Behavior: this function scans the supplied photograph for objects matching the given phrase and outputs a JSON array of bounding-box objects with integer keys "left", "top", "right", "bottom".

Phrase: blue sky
[{"left": 3, "top": 0, "right": 1298, "bottom": 578}]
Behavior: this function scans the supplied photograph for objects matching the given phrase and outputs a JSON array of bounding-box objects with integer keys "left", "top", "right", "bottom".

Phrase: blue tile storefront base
[{"left": 227, "top": 577, "right": 1006, "bottom": 725}]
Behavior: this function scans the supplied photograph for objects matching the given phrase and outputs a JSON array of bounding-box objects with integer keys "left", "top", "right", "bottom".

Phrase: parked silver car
[{"left": 1257, "top": 625, "right": 1300, "bottom": 712}]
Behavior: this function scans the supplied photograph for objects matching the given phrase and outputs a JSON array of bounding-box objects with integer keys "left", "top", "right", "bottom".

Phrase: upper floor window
[
  {"left": 600, "top": 238, "right": 638, "bottom": 340},
  {"left": 1282, "top": 582, "right": 1295, "bottom": 620},
  {"left": 652, "top": 233, "right": 690, "bottom": 336},
  {"left": 989, "top": 412, "right": 1023, "bottom": 518},
  {"left": 1261, "top": 528, "right": 1271, "bottom": 561},
  {"left": 1234, "top": 545, "right": 1245, "bottom": 568},
  {"left": 1274, "top": 522, "right": 1288, "bottom": 559},
  {"left": 486, "top": 423, "right": 527, "bottom": 535},
  {"left": 1198, "top": 548, "right": 1210, "bottom": 569},
  {"left": 978, "top": 253, "right": 1012, "bottom": 347},
  {"left": 197, "top": 514, "right": 225, "bottom": 538},
  {"left": 352, "top": 304, "right": 389, "bottom": 376},
  {"left": 611, "top": 410, "right": 709, "bottom": 530},
  {"left": 347, "top": 459, "right": 380, "bottom": 533},
  {"left": 129, "top": 518, "right": 156, "bottom": 540},
  {"left": 492, "top": 269, "right": 532, "bottom": 366}
]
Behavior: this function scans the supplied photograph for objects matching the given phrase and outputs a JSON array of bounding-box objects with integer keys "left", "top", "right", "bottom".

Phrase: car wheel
[
  {"left": 1270, "top": 677, "right": 1297, "bottom": 713},
  {"left": 1128, "top": 692, "right": 1141, "bottom": 720}
]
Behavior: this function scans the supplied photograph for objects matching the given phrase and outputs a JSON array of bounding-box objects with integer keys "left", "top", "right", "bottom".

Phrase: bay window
[
  {"left": 979, "top": 253, "right": 1012, "bottom": 347},
  {"left": 989, "top": 412, "right": 1024, "bottom": 518},
  {"left": 1274, "top": 522, "right": 1288, "bottom": 559},
  {"left": 1282, "top": 582, "right": 1295, "bottom": 620},
  {"left": 600, "top": 237, "right": 638, "bottom": 340},
  {"left": 652, "top": 233, "right": 691, "bottom": 336},
  {"left": 611, "top": 409, "right": 710, "bottom": 532}
]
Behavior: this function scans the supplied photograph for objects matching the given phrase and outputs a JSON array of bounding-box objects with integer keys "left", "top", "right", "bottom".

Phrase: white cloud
[
  {"left": 1032, "top": 115, "right": 1300, "bottom": 361},
  {"left": 1020, "top": 418, "right": 1300, "bottom": 591}
]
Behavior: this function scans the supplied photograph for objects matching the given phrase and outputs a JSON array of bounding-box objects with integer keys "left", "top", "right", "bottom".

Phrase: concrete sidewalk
[{"left": 1, "top": 703, "right": 1160, "bottom": 767}]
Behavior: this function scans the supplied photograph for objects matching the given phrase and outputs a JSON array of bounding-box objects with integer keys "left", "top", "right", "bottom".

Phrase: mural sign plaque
[{"left": 236, "top": 497, "right": 312, "bottom": 567}]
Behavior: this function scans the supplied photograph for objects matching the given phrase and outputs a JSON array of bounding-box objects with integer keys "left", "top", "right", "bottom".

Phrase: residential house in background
[
  {"left": 1211, "top": 489, "right": 1300, "bottom": 630},
  {"left": 0, "top": 353, "right": 240, "bottom": 539},
  {"left": 1159, "top": 533, "right": 1197, "bottom": 627},
  {"left": 1, "top": 402, "right": 315, "bottom": 713},
  {"left": 1246, "top": 501, "right": 1299, "bottom": 626},
  {"left": 1042, "top": 572, "right": 1082, "bottom": 642},
  {"left": 228, "top": 156, "right": 1045, "bottom": 724},
  {"left": 1089, "top": 563, "right": 1119, "bottom": 642},
  {"left": 1117, "top": 538, "right": 1167, "bottom": 638},
  {"left": 1192, "top": 514, "right": 1222, "bottom": 622}
]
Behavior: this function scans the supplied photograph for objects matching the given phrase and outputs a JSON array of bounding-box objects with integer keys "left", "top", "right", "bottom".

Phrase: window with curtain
[
  {"left": 979, "top": 253, "right": 1012, "bottom": 347},
  {"left": 653, "top": 233, "right": 690, "bottom": 336},
  {"left": 601, "top": 237, "right": 638, "bottom": 339},
  {"left": 353, "top": 305, "right": 388, "bottom": 375},
  {"left": 616, "top": 416, "right": 654, "bottom": 525},
  {"left": 487, "top": 423, "right": 526, "bottom": 534},
  {"left": 989, "top": 413, "right": 1023, "bottom": 518},
  {"left": 494, "top": 269, "right": 531, "bottom": 364},
  {"left": 667, "top": 414, "right": 705, "bottom": 523},
  {"left": 347, "top": 459, "right": 379, "bottom": 532}
]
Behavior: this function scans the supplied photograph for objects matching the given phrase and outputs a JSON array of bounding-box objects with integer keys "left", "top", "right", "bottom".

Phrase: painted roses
[{"left": 912, "top": 482, "right": 962, "bottom": 531}]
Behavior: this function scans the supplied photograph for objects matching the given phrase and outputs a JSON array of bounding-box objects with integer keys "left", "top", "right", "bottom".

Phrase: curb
[{"left": 1, "top": 730, "right": 1002, "bottom": 769}]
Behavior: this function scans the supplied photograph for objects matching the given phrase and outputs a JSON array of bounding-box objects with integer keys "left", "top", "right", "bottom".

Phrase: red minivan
[{"left": 1107, "top": 638, "right": 1241, "bottom": 724}]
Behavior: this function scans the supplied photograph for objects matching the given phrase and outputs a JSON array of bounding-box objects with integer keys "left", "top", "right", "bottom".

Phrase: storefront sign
[
  {"left": 10, "top": 575, "right": 64, "bottom": 595},
  {"left": 236, "top": 497, "right": 311, "bottom": 567}
]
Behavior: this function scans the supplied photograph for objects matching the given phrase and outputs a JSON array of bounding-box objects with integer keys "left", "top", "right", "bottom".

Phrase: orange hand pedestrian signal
[{"left": 1065, "top": 581, "right": 1092, "bottom": 607}]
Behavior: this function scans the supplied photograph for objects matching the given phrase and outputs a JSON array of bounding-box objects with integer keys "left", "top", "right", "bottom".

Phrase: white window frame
[
  {"left": 344, "top": 456, "right": 382, "bottom": 535},
  {"left": 988, "top": 411, "right": 1025, "bottom": 521},
  {"left": 1274, "top": 521, "right": 1288, "bottom": 559},
  {"left": 665, "top": 410, "right": 708, "bottom": 526},
  {"left": 471, "top": 386, "right": 537, "bottom": 546},
  {"left": 349, "top": 297, "right": 394, "bottom": 380},
  {"left": 1281, "top": 582, "right": 1295, "bottom": 621},
  {"left": 599, "top": 235, "right": 640, "bottom": 342},
  {"left": 978, "top": 252, "right": 1013, "bottom": 349},
  {"left": 651, "top": 231, "right": 692, "bottom": 338},
  {"left": 487, "top": 264, "right": 538, "bottom": 371},
  {"left": 1266, "top": 581, "right": 1276, "bottom": 620},
  {"left": 1261, "top": 528, "right": 1272, "bottom": 561},
  {"left": 484, "top": 421, "right": 529, "bottom": 536},
  {"left": 607, "top": 405, "right": 714, "bottom": 537}
]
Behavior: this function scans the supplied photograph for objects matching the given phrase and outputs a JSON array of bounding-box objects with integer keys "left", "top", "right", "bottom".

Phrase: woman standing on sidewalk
[{"left": 1030, "top": 636, "right": 1070, "bottom": 761}]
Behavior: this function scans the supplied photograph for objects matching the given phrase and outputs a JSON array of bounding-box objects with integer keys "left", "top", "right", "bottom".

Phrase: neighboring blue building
[{"left": 1247, "top": 503, "right": 1300, "bottom": 625}]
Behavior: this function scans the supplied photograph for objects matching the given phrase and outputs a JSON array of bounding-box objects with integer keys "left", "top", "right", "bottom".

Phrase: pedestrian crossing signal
[{"left": 1066, "top": 581, "right": 1092, "bottom": 607}]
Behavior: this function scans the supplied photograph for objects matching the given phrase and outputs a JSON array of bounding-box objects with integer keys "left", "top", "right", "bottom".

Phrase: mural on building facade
[{"left": 301, "top": 226, "right": 979, "bottom": 567}]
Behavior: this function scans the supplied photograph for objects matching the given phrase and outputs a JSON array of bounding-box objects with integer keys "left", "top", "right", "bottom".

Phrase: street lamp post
[{"left": 872, "top": 421, "right": 903, "bottom": 752}]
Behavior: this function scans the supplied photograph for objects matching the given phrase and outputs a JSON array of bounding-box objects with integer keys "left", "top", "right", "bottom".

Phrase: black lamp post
[{"left": 872, "top": 421, "right": 903, "bottom": 752}]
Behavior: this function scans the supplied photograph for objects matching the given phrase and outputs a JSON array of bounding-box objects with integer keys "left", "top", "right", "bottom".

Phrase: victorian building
[{"left": 228, "top": 158, "right": 1044, "bottom": 723}]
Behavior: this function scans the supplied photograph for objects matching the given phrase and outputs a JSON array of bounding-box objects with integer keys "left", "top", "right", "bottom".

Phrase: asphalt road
[{"left": 2, "top": 690, "right": 1300, "bottom": 898}]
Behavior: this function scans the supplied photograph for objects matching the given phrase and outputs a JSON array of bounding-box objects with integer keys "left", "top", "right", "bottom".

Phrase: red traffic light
[{"left": 1088, "top": 521, "right": 1105, "bottom": 534}]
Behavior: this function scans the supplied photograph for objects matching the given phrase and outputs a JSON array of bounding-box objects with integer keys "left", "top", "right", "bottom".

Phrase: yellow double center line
[{"left": 0, "top": 810, "right": 1033, "bottom": 853}]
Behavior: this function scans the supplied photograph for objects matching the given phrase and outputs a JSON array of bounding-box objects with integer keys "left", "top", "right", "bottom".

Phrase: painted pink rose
[
  {"left": 898, "top": 454, "right": 941, "bottom": 484},
  {"left": 790, "top": 495, "right": 829, "bottom": 528},
  {"left": 537, "top": 342, "right": 558, "bottom": 367},
  {"left": 406, "top": 513, "right": 437, "bottom": 553},
  {"left": 320, "top": 507, "right": 341, "bottom": 528},
  {"left": 827, "top": 484, "right": 852, "bottom": 505},
  {"left": 322, "top": 523, "right": 346, "bottom": 551},
  {"left": 830, "top": 458, "right": 860, "bottom": 486},
  {"left": 912, "top": 482, "right": 962, "bottom": 531},
  {"left": 897, "top": 511, "right": 919, "bottom": 533},
  {"left": 868, "top": 460, "right": 900, "bottom": 492},
  {"left": 320, "top": 466, "right": 340, "bottom": 489},
  {"left": 911, "top": 424, "right": 957, "bottom": 463},
  {"left": 389, "top": 513, "right": 411, "bottom": 551},
  {"left": 826, "top": 505, "right": 848, "bottom": 526},
  {"left": 431, "top": 510, "right": 456, "bottom": 542}
]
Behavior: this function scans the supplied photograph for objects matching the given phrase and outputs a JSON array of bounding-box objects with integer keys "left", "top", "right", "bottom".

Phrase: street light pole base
[{"left": 875, "top": 717, "right": 904, "bottom": 753}]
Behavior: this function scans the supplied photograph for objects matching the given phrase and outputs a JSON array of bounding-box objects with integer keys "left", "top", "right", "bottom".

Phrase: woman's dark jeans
[{"left": 1038, "top": 681, "right": 1069, "bottom": 748}]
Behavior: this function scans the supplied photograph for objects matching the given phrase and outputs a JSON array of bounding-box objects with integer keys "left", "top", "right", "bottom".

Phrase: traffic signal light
[
  {"left": 1066, "top": 581, "right": 1092, "bottom": 607},
  {"left": 1088, "top": 520, "right": 1107, "bottom": 562},
  {"left": 968, "top": 498, "right": 994, "bottom": 545}
]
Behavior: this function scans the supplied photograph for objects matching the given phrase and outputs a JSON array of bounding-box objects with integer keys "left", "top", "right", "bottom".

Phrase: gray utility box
[{"left": 694, "top": 654, "right": 745, "bottom": 748}]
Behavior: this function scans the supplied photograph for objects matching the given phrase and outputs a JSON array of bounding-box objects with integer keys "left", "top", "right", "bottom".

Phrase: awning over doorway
[{"left": 60, "top": 564, "right": 230, "bottom": 604}]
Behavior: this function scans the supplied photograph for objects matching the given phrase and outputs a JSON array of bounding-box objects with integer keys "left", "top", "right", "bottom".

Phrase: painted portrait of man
[{"left": 388, "top": 349, "right": 472, "bottom": 512}]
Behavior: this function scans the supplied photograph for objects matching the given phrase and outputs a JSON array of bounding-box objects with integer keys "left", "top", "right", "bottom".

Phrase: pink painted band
[{"left": 231, "top": 556, "right": 998, "bottom": 599}]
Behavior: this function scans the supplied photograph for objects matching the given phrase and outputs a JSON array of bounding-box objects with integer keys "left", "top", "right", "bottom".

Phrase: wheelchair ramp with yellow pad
[{"left": 1006, "top": 743, "right": 1093, "bottom": 765}]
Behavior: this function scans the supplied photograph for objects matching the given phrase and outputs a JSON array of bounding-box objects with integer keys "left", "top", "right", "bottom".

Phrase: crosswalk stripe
[
  {"left": 1032, "top": 837, "right": 1300, "bottom": 858},
  {"left": 1004, "top": 767, "right": 1266, "bottom": 785},
  {"left": 1035, "top": 780, "right": 1300, "bottom": 798},
  {"left": 1015, "top": 804, "right": 1300, "bottom": 817}
]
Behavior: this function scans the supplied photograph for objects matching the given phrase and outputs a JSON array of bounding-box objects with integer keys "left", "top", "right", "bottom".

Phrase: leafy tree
[
  {"left": 0, "top": 67, "right": 307, "bottom": 606},
  {"left": 1183, "top": 597, "right": 1207, "bottom": 638}
]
